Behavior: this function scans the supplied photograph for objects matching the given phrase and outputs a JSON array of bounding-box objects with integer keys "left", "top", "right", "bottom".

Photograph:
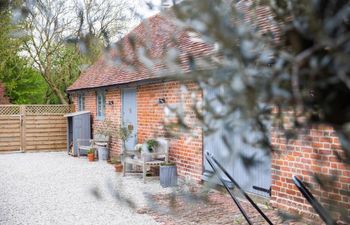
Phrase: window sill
[{"left": 96, "top": 116, "right": 105, "bottom": 121}]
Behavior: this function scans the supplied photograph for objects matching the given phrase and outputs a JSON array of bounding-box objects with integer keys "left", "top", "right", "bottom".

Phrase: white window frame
[
  {"left": 78, "top": 93, "right": 85, "bottom": 111},
  {"left": 96, "top": 91, "right": 105, "bottom": 120}
]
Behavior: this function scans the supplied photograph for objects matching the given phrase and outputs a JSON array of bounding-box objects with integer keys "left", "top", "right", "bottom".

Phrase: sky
[
  {"left": 129, "top": 0, "right": 162, "bottom": 29},
  {"left": 134, "top": 0, "right": 162, "bottom": 18}
]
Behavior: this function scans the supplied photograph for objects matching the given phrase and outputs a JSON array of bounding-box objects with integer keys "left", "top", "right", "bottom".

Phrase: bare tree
[
  {"left": 73, "top": 0, "right": 134, "bottom": 49},
  {"left": 23, "top": 0, "right": 133, "bottom": 104},
  {"left": 23, "top": 0, "right": 75, "bottom": 104}
]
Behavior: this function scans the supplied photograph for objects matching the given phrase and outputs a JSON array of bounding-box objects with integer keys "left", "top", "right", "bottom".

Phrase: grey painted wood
[
  {"left": 66, "top": 112, "right": 91, "bottom": 156},
  {"left": 97, "top": 146, "right": 108, "bottom": 160},
  {"left": 122, "top": 88, "right": 137, "bottom": 151},
  {"left": 203, "top": 88, "right": 271, "bottom": 198},
  {"left": 160, "top": 165, "right": 177, "bottom": 187},
  {"left": 67, "top": 117, "right": 73, "bottom": 154}
]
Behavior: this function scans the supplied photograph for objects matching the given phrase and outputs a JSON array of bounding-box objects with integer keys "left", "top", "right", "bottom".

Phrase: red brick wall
[
  {"left": 271, "top": 126, "right": 350, "bottom": 221},
  {"left": 0, "top": 82, "right": 10, "bottom": 104},
  {"left": 72, "top": 81, "right": 203, "bottom": 181},
  {"left": 72, "top": 88, "right": 122, "bottom": 156},
  {"left": 72, "top": 83, "right": 350, "bottom": 220},
  {"left": 137, "top": 81, "right": 203, "bottom": 181}
]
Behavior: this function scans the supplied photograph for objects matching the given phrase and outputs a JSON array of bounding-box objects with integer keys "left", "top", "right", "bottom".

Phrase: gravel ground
[{"left": 0, "top": 152, "right": 170, "bottom": 225}]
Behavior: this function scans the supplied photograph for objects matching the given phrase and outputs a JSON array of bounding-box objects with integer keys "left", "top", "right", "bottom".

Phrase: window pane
[
  {"left": 102, "top": 94, "right": 105, "bottom": 116},
  {"left": 78, "top": 94, "right": 83, "bottom": 111},
  {"left": 96, "top": 92, "right": 104, "bottom": 118}
]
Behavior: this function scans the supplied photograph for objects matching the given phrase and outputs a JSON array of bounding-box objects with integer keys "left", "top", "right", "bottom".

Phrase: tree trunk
[
  {"left": 42, "top": 65, "right": 68, "bottom": 104},
  {"left": 52, "top": 85, "right": 67, "bottom": 104}
]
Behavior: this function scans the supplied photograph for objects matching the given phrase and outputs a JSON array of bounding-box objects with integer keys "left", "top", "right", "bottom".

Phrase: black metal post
[
  {"left": 205, "top": 155, "right": 253, "bottom": 225},
  {"left": 292, "top": 176, "right": 336, "bottom": 225},
  {"left": 207, "top": 152, "right": 274, "bottom": 225}
]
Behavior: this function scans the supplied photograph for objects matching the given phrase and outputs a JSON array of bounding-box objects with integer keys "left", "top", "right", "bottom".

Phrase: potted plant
[
  {"left": 87, "top": 148, "right": 96, "bottom": 162},
  {"left": 146, "top": 139, "right": 159, "bottom": 152},
  {"left": 118, "top": 125, "right": 133, "bottom": 152},
  {"left": 94, "top": 119, "right": 115, "bottom": 161},
  {"left": 140, "top": 139, "right": 159, "bottom": 162},
  {"left": 110, "top": 156, "right": 123, "bottom": 172},
  {"left": 95, "top": 119, "right": 115, "bottom": 137},
  {"left": 160, "top": 162, "right": 177, "bottom": 187}
]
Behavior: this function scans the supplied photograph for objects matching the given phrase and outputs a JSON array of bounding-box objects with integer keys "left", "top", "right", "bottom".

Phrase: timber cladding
[
  {"left": 0, "top": 115, "right": 21, "bottom": 151},
  {"left": 0, "top": 105, "right": 71, "bottom": 152}
]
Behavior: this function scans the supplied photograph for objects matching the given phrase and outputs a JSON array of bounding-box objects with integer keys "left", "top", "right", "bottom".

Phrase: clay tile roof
[
  {"left": 68, "top": 1, "right": 279, "bottom": 92},
  {"left": 67, "top": 13, "right": 213, "bottom": 91}
]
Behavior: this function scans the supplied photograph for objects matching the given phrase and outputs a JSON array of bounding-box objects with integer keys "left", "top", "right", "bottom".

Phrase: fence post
[
  {"left": 70, "top": 104, "right": 75, "bottom": 113},
  {"left": 20, "top": 105, "right": 26, "bottom": 152}
]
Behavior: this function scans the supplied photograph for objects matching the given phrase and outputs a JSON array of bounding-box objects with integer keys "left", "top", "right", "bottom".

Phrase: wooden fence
[{"left": 0, "top": 105, "right": 71, "bottom": 152}]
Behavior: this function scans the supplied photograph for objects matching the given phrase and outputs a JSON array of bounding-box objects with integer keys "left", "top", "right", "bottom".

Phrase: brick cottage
[{"left": 67, "top": 5, "right": 350, "bottom": 222}]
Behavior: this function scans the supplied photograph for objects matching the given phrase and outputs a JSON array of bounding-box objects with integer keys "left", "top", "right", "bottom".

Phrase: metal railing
[
  {"left": 292, "top": 176, "right": 336, "bottom": 225},
  {"left": 205, "top": 151, "right": 338, "bottom": 225},
  {"left": 205, "top": 152, "right": 274, "bottom": 225}
]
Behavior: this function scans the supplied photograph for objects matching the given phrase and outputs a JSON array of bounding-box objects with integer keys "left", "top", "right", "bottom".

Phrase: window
[
  {"left": 96, "top": 91, "right": 105, "bottom": 120},
  {"left": 78, "top": 93, "right": 85, "bottom": 111}
]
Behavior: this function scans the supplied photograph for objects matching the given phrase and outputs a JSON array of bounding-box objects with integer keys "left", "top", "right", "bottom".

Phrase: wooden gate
[
  {"left": 0, "top": 105, "right": 21, "bottom": 151},
  {"left": 0, "top": 105, "right": 71, "bottom": 152}
]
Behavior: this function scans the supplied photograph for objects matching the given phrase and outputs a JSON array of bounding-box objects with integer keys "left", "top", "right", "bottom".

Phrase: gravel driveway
[{"left": 0, "top": 152, "right": 169, "bottom": 225}]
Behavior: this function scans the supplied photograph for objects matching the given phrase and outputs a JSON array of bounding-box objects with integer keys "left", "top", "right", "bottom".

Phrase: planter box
[{"left": 160, "top": 165, "right": 177, "bottom": 188}]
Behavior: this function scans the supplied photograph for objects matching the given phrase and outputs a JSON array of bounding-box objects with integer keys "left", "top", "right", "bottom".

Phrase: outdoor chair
[
  {"left": 77, "top": 133, "right": 110, "bottom": 157},
  {"left": 122, "top": 138, "right": 169, "bottom": 183}
]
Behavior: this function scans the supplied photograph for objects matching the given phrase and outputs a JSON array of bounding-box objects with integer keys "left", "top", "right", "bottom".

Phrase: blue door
[
  {"left": 203, "top": 87, "right": 271, "bottom": 198},
  {"left": 122, "top": 88, "right": 137, "bottom": 150}
]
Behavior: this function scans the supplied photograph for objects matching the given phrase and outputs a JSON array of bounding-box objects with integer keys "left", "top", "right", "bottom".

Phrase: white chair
[{"left": 77, "top": 134, "right": 110, "bottom": 157}]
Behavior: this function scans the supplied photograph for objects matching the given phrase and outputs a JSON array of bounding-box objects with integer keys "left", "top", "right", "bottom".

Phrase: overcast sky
[
  {"left": 134, "top": 0, "right": 162, "bottom": 18},
  {"left": 130, "top": 0, "right": 162, "bottom": 29}
]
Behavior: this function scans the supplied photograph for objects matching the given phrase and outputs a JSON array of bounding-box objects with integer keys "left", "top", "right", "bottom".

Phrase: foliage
[
  {"left": 160, "top": 161, "right": 176, "bottom": 166},
  {"left": 113, "top": 0, "right": 350, "bottom": 222},
  {"left": 110, "top": 156, "right": 121, "bottom": 164},
  {"left": 0, "top": 58, "right": 48, "bottom": 104},
  {"left": 1, "top": 0, "right": 134, "bottom": 104},
  {"left": 19, "top": 0, "right": 133, "bottom": 104},
  {"left": 88, "top": 148, "right": 96, "bottom": 154},
  {"left": 94, "top": 120, "right": 133, "bottom": 152},
  {"left": 2, "top": 0, "right": 349, "bottom": 222},
  {"left": 169, "top": 0, "right": 350, "bottom": 162},
  {"left": 0, "top": 10, "right": 48, "bottom": 104},
  {"left": 48, "top": 45, "right": 84, "bottom": 104},
  {"left": 95, "top": 119, "right": 115, "bottom": 136},
  {"left": 146, "top": 139, "right": 159, "bottom": 152},
  {"left": 170, "top": 0, "right": 349, "bottom": 222},
  {"left": 117, "top": 125, "right": 133, "bottom": 142}
]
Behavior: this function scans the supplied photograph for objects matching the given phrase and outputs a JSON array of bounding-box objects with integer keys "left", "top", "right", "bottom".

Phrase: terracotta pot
[
  {"left": 115, "top": 163, "right": 123, "bottom": 172},
  {"left": 87, "top": 153, "right": 95, "bottom": 162}
]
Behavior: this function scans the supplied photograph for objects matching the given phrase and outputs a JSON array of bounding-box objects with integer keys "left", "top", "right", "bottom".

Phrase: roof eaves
[{"left": 67, "top": 76, "right": 176, "bottom": 93}]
